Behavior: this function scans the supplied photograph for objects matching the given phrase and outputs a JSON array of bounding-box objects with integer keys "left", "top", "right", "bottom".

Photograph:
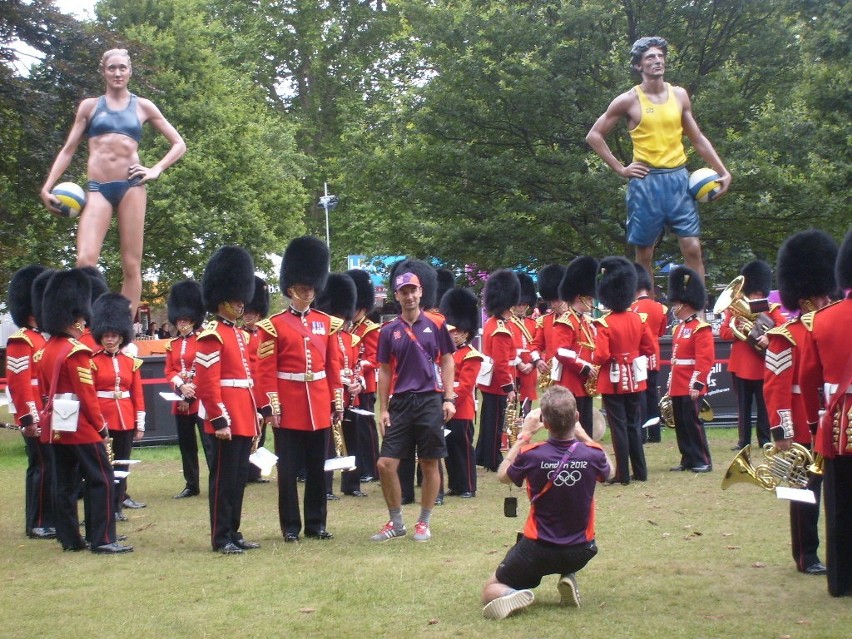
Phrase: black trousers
[
  {"left": 790, "top": 466, "right": 822, "bottom": 571},
  {"left": 325, "top": 412, "right": 361, "bottom": 494},
  {"left": 208, "top": 434, "right": 252, "bottom": 550},
  {"left": 639, "top": 369, "right": 662, "bottom": 442},
  {"left": 822, "top": 456, "right": 852, "bottom": 596},
  {"left": 109, "top": 429, "right": 134, "bottom": 510},
  {"left": 175, "top": 413, "right": 211, "bottom": 492},
  {"left": 476, "top": 391, "right": 506, "bottom": 472},
  {"left": 355, "top": 392, "right": 380, "bottom": 479},
  {"left": 672, "top": 396, "right": 712, "bottom": 469},
  {"left": 602, "top": 392, "right": 646, "bottom": 483},
  {"left": 576, "top": 395, "right": 594, "bottom": 440},
  {"left": 23, "top": 434, "right": 55, "bottom": 534},
  {"left": 445, "top": 418, "right": 476, "bottom": 494},
  {"left": 733, "top": 374, "right": 771, "bottom": 447},
  {"left": 53, "top": 441, "right": 116, "bottom": 549},
  {"left": 274, "top": 427, "right": 329, "bottom": 536}
]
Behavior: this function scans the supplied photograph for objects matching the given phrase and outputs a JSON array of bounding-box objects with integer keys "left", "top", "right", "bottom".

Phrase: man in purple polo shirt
[
  {"left": 482, "top": 386, "right": 613, "bottom": 620},
  {"left": 371, "top": 272, "right": 456, "bottom": 543}
]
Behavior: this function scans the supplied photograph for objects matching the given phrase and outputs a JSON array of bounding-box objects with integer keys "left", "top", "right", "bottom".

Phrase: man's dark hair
[
  {"left": 630, "top": 36, "right": 668, "bottom": 66},
  {"left": 539, "top": 386, "right": 578, "bottom": 438}
]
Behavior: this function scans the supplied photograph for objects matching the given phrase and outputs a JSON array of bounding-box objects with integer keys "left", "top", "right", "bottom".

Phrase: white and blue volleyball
[
  {"left": 51, "top": 182, "right": 86, "bottom": 217},
  {"left": 687, "top": 168, "right": 722, "bottom": 203}
]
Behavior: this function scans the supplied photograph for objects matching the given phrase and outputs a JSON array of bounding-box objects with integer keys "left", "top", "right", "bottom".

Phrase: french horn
[{"left": 721, "top": 443, "right": 823, "bottom": 491}]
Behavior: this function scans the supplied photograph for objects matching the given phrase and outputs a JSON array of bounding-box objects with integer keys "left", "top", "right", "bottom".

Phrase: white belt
[
  {"left": 31, "top": 379, "right": 39, "bottom": 386},
  {"left": 277, "top": 371, "right": 327, "bottom": 382},
  {"left": 791, "top": 384, "right": 801, "bottom": 394},
  {"left": 824, "top": 382, "right": 852, "bottom": 396},
  {"left": 672, "top": 358, "right": 696, "bottom": 366},
  {"left": 96, "top": 391, "right": 130, "bottom": 399},
  {"left": 221, "top": 379, "right": 253, "bottom": 388},
  {"left": 55, "top": 393, "right": 78, "bottom": 400}
]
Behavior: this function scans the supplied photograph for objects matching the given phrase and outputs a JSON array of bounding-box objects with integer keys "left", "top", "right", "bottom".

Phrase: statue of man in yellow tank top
[{"left": 586, "top": 36, "right": 731, "bottom": 288}]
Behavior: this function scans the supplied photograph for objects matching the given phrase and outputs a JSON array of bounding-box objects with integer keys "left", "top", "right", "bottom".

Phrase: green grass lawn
[{"left": 0, "top": 426, "right": 848, "bottom": 639}]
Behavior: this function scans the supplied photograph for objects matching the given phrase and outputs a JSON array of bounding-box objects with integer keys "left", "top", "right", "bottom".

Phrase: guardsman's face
[{"left": 101, "top": 330, "right": 122, "bottom": 352}]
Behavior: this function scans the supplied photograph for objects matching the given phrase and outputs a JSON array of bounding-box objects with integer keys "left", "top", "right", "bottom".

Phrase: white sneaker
[
  {"left": 557, "top": 573, "right": 581, "bottom": 607},
  {"left": 412, "top": 520, "right": 431, "bottom": 542},
  {"left": 482, "top": 589, "right": 535, "bottom": 620}
]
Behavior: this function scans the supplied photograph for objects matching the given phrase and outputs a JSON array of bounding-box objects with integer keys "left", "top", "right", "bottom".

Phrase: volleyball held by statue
[
  {"left": 50, "top": 182, "right": 86, "bottom": 217},
  {"left": 688, "top": 167, "right": 723, "bottom": 203}
]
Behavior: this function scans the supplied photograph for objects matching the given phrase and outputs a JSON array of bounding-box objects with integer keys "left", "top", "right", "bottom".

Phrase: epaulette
[
  {"left": 660, "top": 303, "right": 669, "bottom": 314},
  {"left": 197, "top": 322, "right": 224, "bottom": 343},
  {"left": 362, "top": 318, "right": 380, "bottom": 332},
  {"left": 694, "top": 320, "right": 713, "bottom": 333},
  {"left": 8, "top": 328, "right": 33, "bottom": 347},
  {"left": 165, "top": 340, "right": 173, "bottom": 353},
  {"left": 535, "top": 315, "right": 544, "bottom": 329},
  {"left": 464, "top": 347, "right": 485, "bottom": 362},
  {"left": 351, "top": 334, "right": 362, "bottom": 348},
  {"left": 800, "top": 310, "right": 816, "bottom": 332},
  {"left": 553, "top": 311, "right": 573, "bottom": 327},
  {"left": 132, "top": 356, "right": 144, "bottom": 371},
  {"left": 256, "top": 317, "right": 277, "bottom": 338},
  {"left": 766, "top": 322, "right": 796, "bottom": 345},
  {"left": 637, "top": 312, "right": 648, "bottom": 324},
  {"left": 491, "top": 319, "right": 513, "bottom": 337},
  {"left": 769, "top": 302, "right": 782, "bottom": 313},
  {"left": 593, "top": 313, "right": 611, "bottom": 328},
  {"left": 68, "top": 339, "right": 93, "bottom": 358},
  {"left": 329, "top": 316, "right": 345, "bottom": 334}
]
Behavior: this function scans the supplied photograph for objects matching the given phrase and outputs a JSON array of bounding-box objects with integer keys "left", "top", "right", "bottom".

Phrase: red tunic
[
  {"left": 719, "top": 304, "right": 786, "bottom": 380},
  {"left": 529, "top": 311, "right": 558, "bottom": 363},
  {"left": 668, "top": 316, "right": 714, "bottom": 396},
  {"left": 5, "top": 327, "right": 46, "bottom": 426},
  {"left": 512, "top": 315, "right": 538, "bottom": 401},
  {"left": 593, "top": 311, "right": 655, "bottom": 395},
  {"left": 764, "top": 319, "right": 810, "bottom": 444},
  {"left": 798, "top": 299, "right": 852, "bottom": 457},
  {"left": 164, "top": 332, "right": 200, "bottom": 416},
  {"left": 477, "top": 316, "right": 519, "bottom": 395},
  {"left": 631, "top": 296, "right": 668, "bottom": 370},
  {"left": 452, "top": 344, "right": 483, "bottom": 420},
  {"left": 255, "top": 309, "right": 342, "bottom": 432},
  {"left": 332, "top": 328, "right": 359, "bottom": 407},
  {"left": 193, "top": 319, "right": 258, "bottom": 438},
  {"left": 92, "top": 350, "right": 145, "bottom": 431},
  {"left": 552, "top": 309, "right": 597, "bottom": 397},
  {"left": 351, "top": 317, "right": 380, "bottom": 393},
  {"left": 36, "top": 336, "right": 107, "bottom": 445}
]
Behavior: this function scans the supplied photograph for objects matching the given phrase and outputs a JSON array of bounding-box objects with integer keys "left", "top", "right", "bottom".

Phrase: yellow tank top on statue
[{"left": 629, "top": 83, "right": 687, "bottom": 168}]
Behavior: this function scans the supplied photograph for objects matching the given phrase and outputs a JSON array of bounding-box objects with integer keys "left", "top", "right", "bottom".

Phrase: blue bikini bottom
[{"left": 87, "top": 176, "right": 142, "bottom": 207}]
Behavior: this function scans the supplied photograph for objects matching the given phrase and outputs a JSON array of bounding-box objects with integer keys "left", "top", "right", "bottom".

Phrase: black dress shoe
[
  {"left": 344, "top": 490, "right": 368, "bottom": 497},
  {"left": 174, "top": 487, "right": 199, "bottom": 499},
  {"left": 234, "top": 538, "right": 260, "bottom": 550},
  {"left": 284, "top": 533, "right": 300, "bottom": 543},
  {"left": 325, "top": 493, "right": 340, "bottom": 501},
  {"left": 459, "top": 492, "right": 476, "bottom": 498},
  {"left": 305, "top": 529, "right": 334, "bottom": 540},
  {"left": 123, "top": 498, "right": 146, "bottom": 509},
  {"left": 692, "top": 464, "right": 713, "bottom": 473},
  {"left": 115, "top": 511, "right": 128, "bottom": 522},
  {"left": 92, "top": 542, "right": 134, "bottom": 554},
  {"left": 28, "top": 527, "right": 57, "bottom": 539},
  {"left": 216, "top": 542, "right": 243, "bottom": 555},
  {"left": 731, "top": 444, "right": 747, "bottom": 451},
  {"left": 63, "top": 542, "right": 89, "bottom": 552},
  {"left": 804, "top": 562, "right": 827, "bottom": 575}
]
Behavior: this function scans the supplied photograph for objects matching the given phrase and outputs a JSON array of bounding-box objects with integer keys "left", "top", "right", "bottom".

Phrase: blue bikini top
[{"left": 86, "top": 94, "right": 142, "bottom": 143}]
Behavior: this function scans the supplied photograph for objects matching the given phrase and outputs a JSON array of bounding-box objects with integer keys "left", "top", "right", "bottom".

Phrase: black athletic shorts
[
  {"left": 496, "top": 536, "right": 598, "bottom": 589},
  {"left": 380, "top": 391, "right": 447, "bottom": 460}
]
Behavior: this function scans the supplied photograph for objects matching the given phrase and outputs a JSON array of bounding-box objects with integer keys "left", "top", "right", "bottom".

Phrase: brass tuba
[
  {"left": 658, "top": 394, "right": 714, "bottom": 428},
  {"left": 713, "top": 276, "right": 773, "bottom": 352},
  {"left": 721, "top": 443, "right": 822, "bottom": 491}
]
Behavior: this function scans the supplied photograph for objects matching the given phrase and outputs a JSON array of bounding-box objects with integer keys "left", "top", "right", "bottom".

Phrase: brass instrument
[
  {"left": 584, "top": 365, "right": 600, "bottom": 397},
  {"left": 106, "top": 436, "right": 115, "bottom": 465},
  {"left": 713, "top": 276, "right": 773, "bottom": 352},
  {"left": 504, "top": 393, "right": 522, "bottom": 447},
  {"left": 659, "top": 394, "right": 714, "bottom": 428},
  {"left": 537, "top": 359, "right": 555, "bottom": 392},
  {"left": 721, "top": 443, "right": 823, "bottom": 491}
]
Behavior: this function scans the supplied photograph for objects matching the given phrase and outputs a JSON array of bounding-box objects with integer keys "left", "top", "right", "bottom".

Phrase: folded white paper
[
  {"left": 776, "top": 486, "right": 816, "bottom": 504},
  {"left": 158, "top": 392, "right": 183, "bottom": 402},
  {"left": 324, "top": 456, "right": 357, "bottom": 472}
]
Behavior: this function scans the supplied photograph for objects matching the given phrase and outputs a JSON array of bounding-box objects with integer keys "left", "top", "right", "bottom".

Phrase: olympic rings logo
[{"left": 547, "top": 468, "right": 582, "bottom": 487}]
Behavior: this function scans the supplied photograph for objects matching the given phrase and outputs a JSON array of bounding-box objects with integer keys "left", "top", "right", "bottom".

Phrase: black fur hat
[
  {"left": 345, "top": 268, "right": 376, "bottom": 312},
  {"left": 667, "top": 266, "right": 706, "bottom": 311},
  {"left": 516, "top": 272, "right": 537, "bottom": 307},
  {"left": 740, "top": 260, "right": 773, "bottom": 296},
  {"left": 80, "top": 265, "right": 109, "bottom": 303},
  {"left": 31, "top": 268, "right": 56, "bottom": 331},
  {"left": 634, "top": 262, "right": 653, "bottom": 293},
  {"left": 596, "top": 256, "right": 637, "bottom": 312},
  {"left": 537, "top": 264, "right": 566, "bottom": 303},
  {"left": 280, "top": 236, "right": 329, "bottom": 293},
  {"left": 484, "top": 269, "right": 521, "bottom": 317},
  {"left": 837, "top": 228, "right": 852, "bottom": 291},
  {"left": 436, "top": 268, "right": 455, "bottom": 307},
  {"left": 41, "top": 269, "right": 92, "bottom": 336},
  {"left": 389, "top": 258, "right": 439, "bottom": 309},
  {"left": 91, "top": 293, "right": 134, "bottom": 345},
  {"left": 440, "top": 287, "right": 480, "bottom": 336},
  {"left": 245, "top": 276, "right": 271, "bottom": 317},
  {"left": 202, "top": 246, "right": 256, "bottom": 314},
  {"left": 776, "top": 230, "right": 838, "bottom": 311},
  {"left": 8, "top": 265, "right": 47, "bottom": 328},
  {"left": 315, "top": 272, "right": 357, "bottom": 321},
  {"left": 559, "top": 256, "right": 598, "bottom": 302},
  {"left": 167, "top": 280, "right": 206, "bottom": 329}
]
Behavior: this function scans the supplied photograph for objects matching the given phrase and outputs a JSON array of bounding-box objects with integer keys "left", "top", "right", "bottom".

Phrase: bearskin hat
[
  {"left": 31, "top": 268, "right": 56, "bottom": 331},
  {"left": 280, "top": 236, "right": 329, "bottom": 294},
  {"left": 484, "top": 269, "right": 521, "bottom": 317},
  {"left": 202, "top": 246, "right": 255, "bottom": 314},
  {"left": 167, "top": 280, "right": 206, "bottom": 329},
  {"left": 776, "top": 230, "right": 838, "bottom": 311},
  {"left": 596, "top": 256, "right": 637, "bottom": 312},
  {"left": 245, "top": 276, "right": 270, "bottom": 317},
  {"left": 667, "top": 266, "right": 706, "bottom": 311},
  {"left": 345, "top": 268, "right": 376, "bottom": 312},
  {"left": 91, "top": 293, "right": 134, "bottom": 345},
  {"left": 516, "top": 272, "right": 537, "bottom": 307},
  {"left": 80, "top": 265, "right": 109, "bottom": 303},
  {"left": 536, "top": 264, "right": 566, "bottom": 303},
  {"left": 559, "top": 256, "right": 598, "bottom": 302},
  {"left": 8, "top": 265, "right": 47, "bottom": 328},
  {"left": 389, "top": 258, "right": 438, "bottom": 309},
  {"left": 440, "top": 287, "right": 480, "bottom": 337},
  {"left": 315, "top": 272, "right": 357, "bottom": 321},
  {"left": 837, "top": 228, "right": 852, "bottom": 291},
  {"left": 634, "top": 262, "right": 653, "bottom": 293},
  {"left": 740, "top": 260, "right": 772, "bottom": 296},
  {"left": 436, "top": 268, "right": 455, "bottom": 307},
  {"left": 41, "top": 269, "right": 92, "bottom": 336}
]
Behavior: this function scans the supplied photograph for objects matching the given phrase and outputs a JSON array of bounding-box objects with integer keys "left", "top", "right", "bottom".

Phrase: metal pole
[{"left": 323, "top": 182, "right": 331, "bottom": 250}]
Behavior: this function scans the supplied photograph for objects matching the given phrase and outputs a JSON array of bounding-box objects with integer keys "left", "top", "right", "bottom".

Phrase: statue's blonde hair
[{"left": 100, "top": 48, "right": 131, "bottom": 70}]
